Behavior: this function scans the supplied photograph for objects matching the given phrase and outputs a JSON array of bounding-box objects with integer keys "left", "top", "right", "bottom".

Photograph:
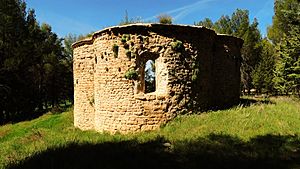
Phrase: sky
[{"left": 25, "top": 0, "right": 274, "bottom": 38}]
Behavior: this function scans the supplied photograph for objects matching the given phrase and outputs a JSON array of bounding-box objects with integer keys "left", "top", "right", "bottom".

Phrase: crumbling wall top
[{"left": 71, "top": 23, "right": 230, "bottom": 48}]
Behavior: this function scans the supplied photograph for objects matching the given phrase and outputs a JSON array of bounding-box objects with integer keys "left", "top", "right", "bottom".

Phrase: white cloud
[
  {"left": 37, "top": 12, "right": 96, "bottom": 37},
  {"left": 253, "top": 0, "right": 274, "bottom": 37},
  {"left": 143, "top": 0, "right": 216, "bottom": 22}
]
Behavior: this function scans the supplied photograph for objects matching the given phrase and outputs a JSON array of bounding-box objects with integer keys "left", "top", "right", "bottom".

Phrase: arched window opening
[{"left": 145, "top": 60, "right": 155, "bottom": 93}]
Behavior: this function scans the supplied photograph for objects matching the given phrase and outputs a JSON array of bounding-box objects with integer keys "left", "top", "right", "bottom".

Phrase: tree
[
  {"left": 274, "top": 27, "right": 300, "bottom": 96},
  {"left": 252, "top": 39, "right": 276, "bottom": 93},
  {"left": 0, "top": 0, "right": 34, "bottom": 122},
  {"left": 267, "top": 0, "right": 299, "bottom": 44},
  {"left": 64, "top": 34, "right": 78, "bottom": 60},
  {"left": 214, "top": 15, "right": 232, "bottom": 34},
  {"left": 194, "top": 18, "right": 214, "bottom": 29},
  {"left": 63, "top": 33, "right": 82, "bottom": 104},
  {"left": 269, "top": 0, "right": 300, "bottom": 96},
  {"left": 0, "top": 0, "right": 74, "bottom": 124},
  {"left": 231, "top": 9, "right": 250, "bottom": 37},
  {"left": 240, "top": 18, "right": 262, "bottom": 93}
]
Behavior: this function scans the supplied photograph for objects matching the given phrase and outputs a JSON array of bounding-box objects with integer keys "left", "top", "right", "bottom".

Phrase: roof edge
[{"left": 72, "top": 23, "right": 241, "bottom": 48}]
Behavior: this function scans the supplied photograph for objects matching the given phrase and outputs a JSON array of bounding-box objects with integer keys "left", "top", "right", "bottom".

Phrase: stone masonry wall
[
  {"left": 73, "top": 44, "right": 95, "bottom": 130},
  {"left": 72, "top": 24, "right": 243, "bottom": 133}
]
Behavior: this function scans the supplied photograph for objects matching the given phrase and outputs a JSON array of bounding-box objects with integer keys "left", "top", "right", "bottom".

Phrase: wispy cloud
[
  {"left": 143, "top": 0, "right": 216, "bottom": 22},
  {"left": 253, "top": 0, "right": 274, "bottom": 36},
  {"left": 253, "top": 0, "right": 273, "bottom": 19},
  {"left": 37, "top": 12, "right": 97, "bottom": 37}
]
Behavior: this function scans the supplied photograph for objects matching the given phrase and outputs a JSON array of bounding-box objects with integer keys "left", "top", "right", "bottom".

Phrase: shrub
[
  {"left": 121, "top": 34, "right": 130, "bottom": 43},
  {"left": 157, "top": 14, "right": 173, "bottom": 24},
  {"left": 171, "top": 40, "right": 183, "bottom": 51},
  {"left": 125, "top": 68, "right": 138, "bottom": 80},
  {"left": 112, "top": 44, "right": 119, "bottom": 58},
  {"left": 121, "top": 37, "right": 127, "bottom": 43},
  {"left": 125, "top": 50, "right": 131, "bottom": 59}
]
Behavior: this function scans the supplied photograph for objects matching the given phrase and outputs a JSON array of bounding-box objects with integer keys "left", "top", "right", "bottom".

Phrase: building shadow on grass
[
  {"left": 7, "top": 134, "right": 300, "bottom": 169},
  {"left": 205, "top": 97, "right": 274, "bottom": 112},
  {"left": 239, "top": 97, "right": 273, "bottom": 107}
]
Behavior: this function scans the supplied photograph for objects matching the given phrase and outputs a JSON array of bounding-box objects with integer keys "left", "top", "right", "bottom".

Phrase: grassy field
[{"left": 0, "top": 97, "right": 300, "bottom": 169}]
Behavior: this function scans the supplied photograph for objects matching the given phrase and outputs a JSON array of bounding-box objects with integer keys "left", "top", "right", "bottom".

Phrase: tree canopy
[
  {"left": 0, "top": 0, "right": 73, "bottom": 124},
  {"left": 269, "top": 0, "right": 300, "bottom": 96}
]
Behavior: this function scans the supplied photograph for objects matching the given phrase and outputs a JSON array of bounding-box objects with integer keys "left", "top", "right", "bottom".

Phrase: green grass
[{"left": 0, "top": 97, "right": 300, "bottom": 169}]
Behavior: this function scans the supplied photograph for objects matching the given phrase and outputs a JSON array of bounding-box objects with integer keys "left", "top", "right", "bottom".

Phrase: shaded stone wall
[
  {"left": 72, "top": 24, "right": 243, "bottom": 133},
  {"left": 212, "top": 35, "right": 243, "bottom": 108}
]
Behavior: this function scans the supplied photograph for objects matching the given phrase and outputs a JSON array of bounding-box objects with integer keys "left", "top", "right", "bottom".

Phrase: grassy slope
[{"left": 0, "top": 97, "right": 300, "bottom": 169}]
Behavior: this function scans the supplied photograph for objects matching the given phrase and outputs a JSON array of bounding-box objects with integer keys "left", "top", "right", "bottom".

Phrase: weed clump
[
  {"left": 157, "top": 14, "right": 173, "bottom": 24},
  {"left": 112, "top": 44, "right": 119, "bottom": 58},
  {"left": 125, "top": 50, "right": 131, "bottom": 59},
  {"left": 121, "top": 34, "right": 130, "bottom": 43},
  {"left": 171, "top": 40, "right": 183, "bottom": 51},
  {"left": 125, "top": 68, "right": 138, "bottom": 80}
]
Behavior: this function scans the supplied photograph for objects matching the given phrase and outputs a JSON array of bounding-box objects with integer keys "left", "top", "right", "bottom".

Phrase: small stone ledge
[{"left": 134, "top": 93, "right": 167, "bottom": 101}]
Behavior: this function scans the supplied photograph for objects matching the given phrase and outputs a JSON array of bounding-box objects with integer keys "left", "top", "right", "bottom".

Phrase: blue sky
[{"left": 25, "top": 0, "right": 274, "bottom": 37}]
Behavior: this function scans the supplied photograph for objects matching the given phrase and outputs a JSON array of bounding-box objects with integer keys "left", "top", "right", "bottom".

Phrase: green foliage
[
  {"left": 274, "top": 27, "right": 300, "bottom": 96},
  {"left": 192, "top": 69, "right": 199, "bottom": 82},
  {"left": 214, "top": 15, "right": 233, "bottom": 34},
  {"left": 157, "top": 14, "right": 173, "bottom": 24},
  {"left": 230, "top": 9, "right": 250, "bottom": 37},
  {"left": 240, "top": 20, "right": 263, "bottom": 91},
  {"left": 0, "top": 0, "right": 74, "bottom": 124},
  {"left": 63, "top": 34, "right": 78, "bottom": 60},
  {"left": 251, "top": 39, "right": 276, "bottom": 93},
  {"left": 121, "top": 34, "right": 130, "bottom": 43},
  {"left": 112, "top": 44, "right": 119, "bottom": 58},
  {"left": 267, "top": 0, "right": 299, "bottom": 44},
  {"left": 171, "top": 40, "right": 183, "bottom": 51},
  {"left": 269, "top": 0, "right": 300, "bottom": 96},
  {"left": 125, "top": 68, "right": 138, "bottom": 80},
  {"left": 194, "top": 18, "right": 214, "bottom": 29},
  {"left": 125, "top": 50, "right": 131, "bottom": 59}
]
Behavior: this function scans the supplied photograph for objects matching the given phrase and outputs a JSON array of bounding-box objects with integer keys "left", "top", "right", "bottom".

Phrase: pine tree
[
  {"left": 194, "top": 18, "right": 214, "bottom": 29},
  {"left": 252, "top": 39, "right": 276, "bottom": 93},
  {"left": 274, "top": 27, "right": 300, "bottom": 95},
  {"left": 0, "top": 0, "right": 74, "bottom": 123},
  {"left": 269, "top": 0, "right": 300, "bottom": 96},
  {"left": 214, "top": 15, "right": 232, "bottom": 34}
]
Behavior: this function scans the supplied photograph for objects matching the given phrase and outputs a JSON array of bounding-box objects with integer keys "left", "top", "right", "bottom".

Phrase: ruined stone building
[{"left": 72, "top": 24, "right": 243, "bottom": 133}]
